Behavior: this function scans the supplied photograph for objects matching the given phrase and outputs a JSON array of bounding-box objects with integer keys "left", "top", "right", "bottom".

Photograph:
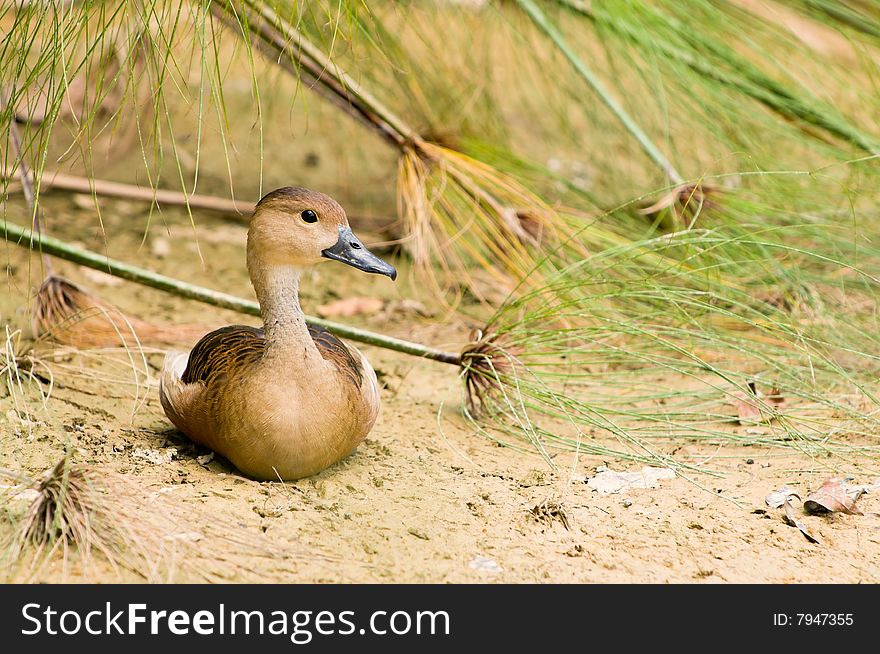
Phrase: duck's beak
[{"left": 321, "top": 226, "right": 397, "bottom": 280}]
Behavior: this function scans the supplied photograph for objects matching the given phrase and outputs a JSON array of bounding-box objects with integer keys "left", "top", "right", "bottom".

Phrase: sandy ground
[
  {"left": 2, "top": 192, "right": 880, "bottom": 584},
  {"left": 2, "top": 11, "right": 879, "bottom": 581}
]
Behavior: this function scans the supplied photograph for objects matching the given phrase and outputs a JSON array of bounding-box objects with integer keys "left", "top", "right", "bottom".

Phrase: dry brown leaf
[
  {"left": 804, "top": 478, "right": 864, "bottom": 515},
  {"left": 766, "top": 387, "right": 786, "bottom": 407},
  {"left": 637, "top": 183, "right": 717, "bottom": 228},
  {"left": 382, "top": 299, "right": 436, "bottom": 318},
  {"left": 734, "top": 394, "right": 763, "bottom": 424},
  {"left": 316, "top": 297, "right": 385, "bottom": 318},
  {"left": 765, "top": 486, "right": 800, "bottom": 509},
  {"left": 765, "top": 487, "right": 818, "bottom": 543},
  {"left": 732, "top": 382, "right": 786, "bottom": 424},
  {"left": 783, "top": 497, "right": 819, "bottom": 544}
]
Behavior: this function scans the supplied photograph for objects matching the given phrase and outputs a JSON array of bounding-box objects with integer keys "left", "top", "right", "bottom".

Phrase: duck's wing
[
  {"left": 160, "top": 322, "right": 376, "bottom": 450},
  {"left": 181, "top": 324, "right": 266, "bottom": 385},
  {"left": 180, "top": 323, "right": 364, "bottom": 388},
  {"left": 306, "top": 323, "right": 365, "bottom": 388},
  {"left": 310, "top": 324, "right": 379, "bottom": 434},
  {"left": 160, "top": 325, "right": 266, "bottom": 447}
]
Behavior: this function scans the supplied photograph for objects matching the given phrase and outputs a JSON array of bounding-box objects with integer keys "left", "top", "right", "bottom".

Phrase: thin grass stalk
[
  {"left": 211, "top": 0, "right": 588, "bottom": 301},
  {"left": 792, "top": 0, "right": 880, "bottom": 40},
  {"left": 515, "top": 0, "right": 684, "bottom": 184},
  {"left": 461, "top": 224, "right": 880, "bottom": 467},
  {"left": 3, "top": 93, "right": 51, "bottom": 272},
  {"left": 212, "top": 0, "right": 416, "bottom": 148},
  {"left": 556, "top": 0, "right": 880, "bottom": 156},
  {"left": 1, "top": 219, "right": 461, "bottom": 365},
  {"left": 3, "top": 170, "right": 394, "bottom": 231}
]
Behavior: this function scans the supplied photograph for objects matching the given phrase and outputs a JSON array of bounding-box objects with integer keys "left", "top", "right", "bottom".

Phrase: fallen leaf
[
  {"left": 586, "top": 466, "right": 675, "bottom": 494},
  {"left": 766, "top": 387, "right": 786, "bottom": 407},
  {"left": 783, "top": 497, "right": 819, "bottom": 544},
  {"left": 765, "top": 486, "right": 800, "bottom": 509},
  {"left": 732, "top": 380, "right": 764, "bottom": 424},
  {"left": 732, "top": 382, "right": 787, "bottom": 424},
  {"left": 804, "top": 478, "right": 864, "bottom": 515},
  {"left": 733, "top": 394, "right": 763, "bottom": 424},
  {"left": 316, "top": 297, "right": 385, "bottom": 318},
  {"left": 844, "top": 479, "right": 878, "bottom": 496},
  {"left": 382, "top": 299, "right": 436, "bottom": 318},
  {"left": 765, "top": 487, "right": 818, "bottom": 542},
  {"left": 637, "top": 183, "right": 715, "bottom": 228}
]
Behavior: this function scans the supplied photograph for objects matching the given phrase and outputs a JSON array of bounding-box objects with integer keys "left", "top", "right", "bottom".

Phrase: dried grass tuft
[
  {"left": 32, "top": 275, "right": 210, "bottom": 348},
  {"left": 0, "top": 458, "right": 334, "bottom": 582},
  {"left": 459, "top": 330, "right": 523, "bottom": 417}
]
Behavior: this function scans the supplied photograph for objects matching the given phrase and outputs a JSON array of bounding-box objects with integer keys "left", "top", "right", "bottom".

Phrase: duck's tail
[
  {"left": 159, "top": 350, "right": 191, "bottom": 428},
  {"left": 162, "top": 350, "right": 189, "bottom": 382}
]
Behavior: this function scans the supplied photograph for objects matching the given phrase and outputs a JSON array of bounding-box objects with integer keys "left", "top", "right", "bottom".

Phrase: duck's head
[{"left": 248, "top": 186, "right": 397, "bottom": 280}]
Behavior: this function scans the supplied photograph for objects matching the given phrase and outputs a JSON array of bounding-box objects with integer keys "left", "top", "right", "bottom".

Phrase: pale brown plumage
[
  {"left": 159, "top": 187, "right": 396, "bottom": 480},
  {"left": 181, "top": 324, "right": 363, "bottom": 389}
]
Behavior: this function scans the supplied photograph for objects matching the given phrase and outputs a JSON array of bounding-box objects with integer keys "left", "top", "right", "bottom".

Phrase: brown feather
[{"left": 181, "top": 323, "right": 364, "bottom": 388}]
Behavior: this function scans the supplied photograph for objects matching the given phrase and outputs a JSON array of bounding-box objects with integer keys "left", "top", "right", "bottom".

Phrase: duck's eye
[{"left": 301, "top": 209, "right": 318, "bottom": 224}]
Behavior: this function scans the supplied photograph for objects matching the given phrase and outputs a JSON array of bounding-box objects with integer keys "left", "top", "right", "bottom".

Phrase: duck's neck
[{"left": 249, "top": 262, "right": 320, "bottom": 361}]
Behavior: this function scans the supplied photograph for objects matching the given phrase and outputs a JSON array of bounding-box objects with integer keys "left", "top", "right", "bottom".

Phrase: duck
[{"left": 159, "top": 187, "right": 397, "bottom": 481}]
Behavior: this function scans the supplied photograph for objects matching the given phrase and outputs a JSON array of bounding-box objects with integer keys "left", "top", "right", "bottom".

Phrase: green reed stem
[
  {"left": 556, "top": 0, "right": 880, "bottom": 156},
  {"left": 213, "top": 0, "right": 419, "bottom": 148},
  {"left": 515, "top": 0, "right": 684, "bottom": 184}
]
